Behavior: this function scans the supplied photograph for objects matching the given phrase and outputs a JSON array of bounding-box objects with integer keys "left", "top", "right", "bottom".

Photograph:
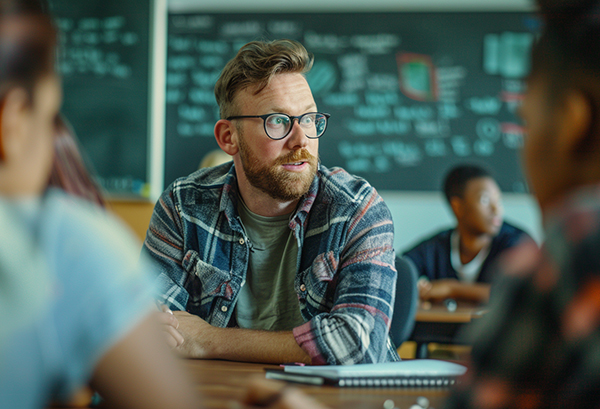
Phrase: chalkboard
[
  {"left": 49, "top": 0, "right": 157, "bottom": 198},
  {"left": 164, "top": 12, "right": 539, "bottom": 193}
]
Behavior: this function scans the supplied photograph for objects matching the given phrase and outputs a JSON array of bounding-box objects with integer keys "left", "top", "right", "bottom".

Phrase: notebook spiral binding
[{"left": 337, "top": 376, "right": 460, "bottom": 388}]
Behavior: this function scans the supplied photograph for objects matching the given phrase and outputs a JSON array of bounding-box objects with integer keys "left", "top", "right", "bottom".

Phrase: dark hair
[
  {"left": 0, "top": 0, "right": 56, "bottom": 103},
  {"left": 48, "top": 115, "right": 106, "bottom": 207},
  {"left": 214, "top": 39, "right": 313, "bottom": 119},
  {"left": 531, "top": 0, "right": 600, "bottom": 100},
  {"left": 443, "top": 164, "right": 494, "bottom": 204}
]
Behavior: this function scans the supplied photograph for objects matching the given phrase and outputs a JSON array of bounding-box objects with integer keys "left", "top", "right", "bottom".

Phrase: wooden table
[
  {"left": 410, "top": 301, "right": 486, "bottom": 358},
  {"left": 184, "top": 359, "right": 452, "bottom": 409}
]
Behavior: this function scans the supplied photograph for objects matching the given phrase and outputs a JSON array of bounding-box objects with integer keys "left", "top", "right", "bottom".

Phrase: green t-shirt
[{"left": 235, "top": 199, "right": 305, "bottom": 331}]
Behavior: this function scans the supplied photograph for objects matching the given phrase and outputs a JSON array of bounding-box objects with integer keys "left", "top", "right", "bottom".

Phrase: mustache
[{"left": 276, "top": 149, "right": 317, "bottom": 165}]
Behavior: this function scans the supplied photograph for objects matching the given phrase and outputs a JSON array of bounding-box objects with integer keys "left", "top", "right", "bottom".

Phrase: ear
[
  {"left": 450, "top": 196, "right": 464, "bottom": 220},
  {"left": 556, "top": 89, "right": 592, "bottom": 159},
  {"left": 214, "top": 119, "right": 239, "bottom": 156},
  {"left": 0, "top": 88, "right": 30, "bottom": 162}
]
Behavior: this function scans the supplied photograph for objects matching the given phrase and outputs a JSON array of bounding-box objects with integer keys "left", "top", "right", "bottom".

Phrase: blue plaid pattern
[{"left": 143, "top": 163, "right": 400, "bottom": 364}]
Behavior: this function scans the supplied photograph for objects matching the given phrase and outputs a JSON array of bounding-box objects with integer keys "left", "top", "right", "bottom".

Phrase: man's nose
[
  {"left": 286, "top": 119, "right": 310, "bottom": 148},
  {"left": 491, "top": 201, "right": 503, "bottom": 214}
]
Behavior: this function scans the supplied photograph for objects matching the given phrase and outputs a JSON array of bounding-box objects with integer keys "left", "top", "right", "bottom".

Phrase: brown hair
[
  {"left": 214, "top": 39, "right": 314, "bottom": 119},
  {"left": 0, "top": 0, "right": 56, "bottom": 103},
  {"left": 532, "top": 0, "right": 600, "bottom": 100},
  {"left": 531, "top": 0, "right": 600, "bottom": 154},
  {"left": 48, "top": 115, "right": 106, "bottom": 207}
]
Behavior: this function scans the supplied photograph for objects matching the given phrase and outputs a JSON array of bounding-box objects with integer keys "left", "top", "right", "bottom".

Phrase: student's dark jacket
[{"left": 403, "top": 222, "right": 533, "bottom": 283}]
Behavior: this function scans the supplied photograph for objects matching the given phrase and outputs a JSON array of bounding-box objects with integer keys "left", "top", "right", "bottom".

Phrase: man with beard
[{"left": 143, "top": 39, "right": 399, "bottom": 365}]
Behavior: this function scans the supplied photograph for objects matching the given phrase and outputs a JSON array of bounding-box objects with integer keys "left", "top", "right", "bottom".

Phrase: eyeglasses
[{"left": 226, "top": 112, "right": 330, "bottom": 140}]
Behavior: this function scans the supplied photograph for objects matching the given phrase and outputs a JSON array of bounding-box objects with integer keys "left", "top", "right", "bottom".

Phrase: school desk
[
  {"left": 182, "top": 359, "right": 452, "bottom": 409},
  {"left": 409, "top": 301, "right": 487, "bottom": 359},
  {"left": 48, "top": 359, "right": 455, "bottom": 408}
]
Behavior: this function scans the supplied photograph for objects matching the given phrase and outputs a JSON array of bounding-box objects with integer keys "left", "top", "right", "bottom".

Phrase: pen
[{"left": 280, "top": 362, "right": 305, "bottom": 367}]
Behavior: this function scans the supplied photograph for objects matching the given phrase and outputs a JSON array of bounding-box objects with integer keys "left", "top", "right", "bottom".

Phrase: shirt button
[
  {"left": 221, "top": 305, "right": 228, "bottom": 312},
  {"left": 300, "top": 284, "right": 306, "bottom": 292},
  {"left": 239, "top": 238, "right": 245, "bottom": 245}
]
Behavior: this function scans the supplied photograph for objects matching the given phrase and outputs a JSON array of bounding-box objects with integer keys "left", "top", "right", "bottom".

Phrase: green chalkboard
[
  {"left": 49, "top": 0, "right": 153, "bottom": 198},
  {"left": 165, "top": 11, "right": 539, "bottom": 192}
]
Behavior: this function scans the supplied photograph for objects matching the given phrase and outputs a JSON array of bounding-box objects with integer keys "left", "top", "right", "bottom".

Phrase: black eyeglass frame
[{"left": 226, "top": 112, "right": 331, "bottom": 140}]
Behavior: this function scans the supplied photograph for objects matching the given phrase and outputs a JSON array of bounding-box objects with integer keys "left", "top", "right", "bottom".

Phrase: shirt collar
[{"left": 218, "top": 163, "right": 321, "bottom": 231}]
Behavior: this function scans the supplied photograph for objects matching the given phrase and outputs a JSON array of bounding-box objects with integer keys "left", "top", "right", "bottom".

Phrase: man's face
[
  {"left": 455, "top": 177, "right": 504, "bottom": 236},
  {"left": 233, "top": 73, "right": 319, "bottom": 202}
]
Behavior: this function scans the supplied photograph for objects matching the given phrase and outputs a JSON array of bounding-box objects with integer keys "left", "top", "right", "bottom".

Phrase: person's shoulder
[
  {"left": 171, "top": 162, "right": 233, "bottom": 191},
  {"left": 404, "top": 228, "right": 453, "bottom": 255},
  {"left": 317, "top": 165, "right": 378, "bottom": 203},
  {"left": 42, "top": 189, "right": 145, "bottom": 274},
  {"left": 488, "top": 221, "right": 536, "bottom": 255},
  {"left": 498, "top": 221, "right": 533, "bottom": 241},
  {"left": 162, "top": 162, "right": 234, "bottom": 204}
]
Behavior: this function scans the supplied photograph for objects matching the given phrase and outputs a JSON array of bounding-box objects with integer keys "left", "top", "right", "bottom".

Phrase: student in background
[
  {"left": 403, "top": 164, "right": 532, "bottom": 303},
  {"left": 48, "top": 114, "right": 105, "bottom": 207},
  {"left": 144, "top": 39, "right": 398, "bottom": 365},
  {"left": 0, "top": 2, "right": 199, "bottom": 408}
]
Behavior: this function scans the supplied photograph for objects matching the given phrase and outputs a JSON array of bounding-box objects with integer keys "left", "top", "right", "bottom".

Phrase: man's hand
[
  {"left": 172, "top": 311, "right": 220, "bottom": 358},
  {"left": 156, "top": 304, "right": 184, "bottom": 348},
  {"left": 156, "top": 310, "right": 311, "bottom": 363}
]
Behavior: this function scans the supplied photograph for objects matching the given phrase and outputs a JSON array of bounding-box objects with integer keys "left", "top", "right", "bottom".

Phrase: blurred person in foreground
[
  {"left": 444, "top": 0, "right": 600, "bottom": 406},
  {"left": 403, "top": 164, "right": 533, "bottom": 304},
  {"left": 0, "top": 1, "right": 199, "bottom": 407}
]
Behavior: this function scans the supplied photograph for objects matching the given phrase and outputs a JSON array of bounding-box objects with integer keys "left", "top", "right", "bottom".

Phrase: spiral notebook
[{"left": 265, "top": 359, "right": 467, "bottom": 388}]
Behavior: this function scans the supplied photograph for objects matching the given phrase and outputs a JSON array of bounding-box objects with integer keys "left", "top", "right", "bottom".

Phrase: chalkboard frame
[{"left": 50, "top": 0, "right": 167, "bottom": 201}]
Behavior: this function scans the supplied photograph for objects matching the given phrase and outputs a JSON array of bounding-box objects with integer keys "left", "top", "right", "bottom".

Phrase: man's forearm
[{"left": 185, "top": 325, "right": 311, "bottom": 364}]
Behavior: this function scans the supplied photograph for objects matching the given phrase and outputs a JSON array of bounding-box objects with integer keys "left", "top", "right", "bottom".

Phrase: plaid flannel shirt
[{"left": 142, "top": 162, "right": 400, "bottom": 364}]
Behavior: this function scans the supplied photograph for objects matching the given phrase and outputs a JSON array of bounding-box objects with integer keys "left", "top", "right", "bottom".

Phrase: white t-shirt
[{"left": 450, "top": 229, "right": 491, "bottom": 283}]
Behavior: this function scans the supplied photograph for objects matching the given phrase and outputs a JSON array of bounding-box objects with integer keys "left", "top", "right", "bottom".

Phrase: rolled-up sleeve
[
  {"left": 142, "top": 185, "right": 190, "bottom": 311},
  {"left": 294, "top": 189, "right": 398, "bottom": 365}
]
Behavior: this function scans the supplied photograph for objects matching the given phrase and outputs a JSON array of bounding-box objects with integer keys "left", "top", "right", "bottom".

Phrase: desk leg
[{"left": 416, "top": 342, "right": 429, "bottom": 359}]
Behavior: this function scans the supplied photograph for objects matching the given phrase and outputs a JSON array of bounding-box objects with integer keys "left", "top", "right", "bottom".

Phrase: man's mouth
[{"left": 282, "top": 161, "right": 309, "bottom": 171}]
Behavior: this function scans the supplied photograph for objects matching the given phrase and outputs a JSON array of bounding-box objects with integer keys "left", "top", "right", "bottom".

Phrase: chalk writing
[
  {"left": 56, "top": 15, "right": 139, "bottom": 79},
  {"left": 164, "top": 11, "right": 534, "bottom": 192}
]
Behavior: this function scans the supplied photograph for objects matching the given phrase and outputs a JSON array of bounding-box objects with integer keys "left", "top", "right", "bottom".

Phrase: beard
[{"left": 237, "top": 130, "right": 318, "bottom": 202}]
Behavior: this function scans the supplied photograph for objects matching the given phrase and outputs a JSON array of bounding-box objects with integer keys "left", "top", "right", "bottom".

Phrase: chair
[{"left": 389, "top": 256, "right": 419, "bottom": 349}]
